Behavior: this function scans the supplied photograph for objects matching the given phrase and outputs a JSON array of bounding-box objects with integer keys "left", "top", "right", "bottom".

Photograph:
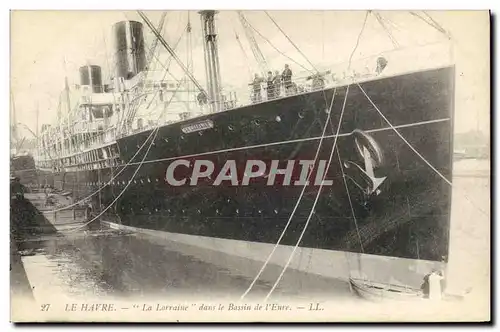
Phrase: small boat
[{"left": 349, "top": 277, "right": 425, "bottom": 302}]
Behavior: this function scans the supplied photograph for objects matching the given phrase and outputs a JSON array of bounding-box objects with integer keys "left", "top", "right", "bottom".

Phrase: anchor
[{"left": 343, "top": 129, "right": 387, "bottom": 196}]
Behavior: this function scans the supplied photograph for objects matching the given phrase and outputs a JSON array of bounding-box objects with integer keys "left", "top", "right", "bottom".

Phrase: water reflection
[{"left": 10, "top": 194, "right": 354, "bottom": 302}]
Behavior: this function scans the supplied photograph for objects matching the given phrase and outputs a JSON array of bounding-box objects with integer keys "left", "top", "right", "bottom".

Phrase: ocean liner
[{"left": 32, "top": 11, "right": 455, "bottom": 291}]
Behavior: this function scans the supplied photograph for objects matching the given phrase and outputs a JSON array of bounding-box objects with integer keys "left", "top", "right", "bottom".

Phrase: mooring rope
[
  {"left": 336, "top": 149, "right": 364, "bottom": 254},
  {"left": 356, "top": 82, "right": 489, "bottom": 218},
  {"left": 44, "top": 125, "right": 159, "bottom": 214},
  {"left": 357, "top": 83, "right": 452, "bottom": 186},
  {"left": 59, "top": 127, "right": 160, "bottom": 234},
  {"left": 263, "top": 85, "right": 350, "bottom": 301},
  {"left": 239, "top": 87, "right": 338, "bottom": 300},
  {"left": 59, "top": 83, "right": 183, "bottom": 233}
]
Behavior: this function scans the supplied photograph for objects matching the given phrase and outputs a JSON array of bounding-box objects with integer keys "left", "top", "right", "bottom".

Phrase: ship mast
[
  {"left": 64, "top": 60, "right": 71, "bottom": 116},
  {"left": 10, "top": 91, "right": 18, "bottom": 152},
  {"left": 63, "top": 58, "right": 73, "bottom": 155},
  {"left": 199, "top": 10, "right": 223, "bottom": 113},
  {"left": 35, "top": 102, "right": 39, "bottom": 159}
]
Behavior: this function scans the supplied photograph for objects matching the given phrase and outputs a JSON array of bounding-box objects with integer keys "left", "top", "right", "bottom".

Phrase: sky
[{"left": 10, "top": 10, "right": 490, "bottom": 139}]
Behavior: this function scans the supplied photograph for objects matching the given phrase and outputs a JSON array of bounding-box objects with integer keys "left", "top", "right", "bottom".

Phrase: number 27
[{"left": 40, "top": 304, "right": 51, "bottom": 311}]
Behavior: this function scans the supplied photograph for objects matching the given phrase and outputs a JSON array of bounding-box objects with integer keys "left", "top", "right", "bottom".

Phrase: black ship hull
[{"left": 37, "top": 67, "right": 455, "bottom": 286}]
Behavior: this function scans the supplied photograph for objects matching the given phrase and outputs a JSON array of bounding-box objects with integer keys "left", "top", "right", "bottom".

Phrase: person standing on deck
[
  {"left": 250, "top": 74, "right": 264, "bottom": 103},
  {"left": 375, "top": 56, "right": 388, "bottom": 75},
  {"left": 266, "top": 71, "right": 275, "bottom": 100},
  {"left": 282, "top": 64, "right": 293, "bottom": 95},
  {"left": 273, "top": 70, "right": 282, "bottom": 98}
]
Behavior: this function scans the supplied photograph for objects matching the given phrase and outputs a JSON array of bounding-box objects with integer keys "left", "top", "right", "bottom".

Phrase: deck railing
[{"left": 37, "top": 41, "right": 452, "bottom": 166}]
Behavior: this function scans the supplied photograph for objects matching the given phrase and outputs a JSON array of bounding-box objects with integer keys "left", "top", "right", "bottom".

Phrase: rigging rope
[
  {"left": 409, "top": 11, "right": 450, "bottom": 40},
  {"left": 264, "top": 85, "right": 350, "bottom": 301},
  {"left": 243, "top": 15, "right": 313, "bottom": 74},
  {"left": 259, "top": 10, "right": 331, "bottom": 108},
  {"left": 347, "top": 11, "right": 370, "bottom": 72},
  {"left": 232, "top": 25, "right": 253, "bottom": 78},
  {"left": 377, "top": 12, "right": 401, "bottom": 31},
  {"left": 374, "top": 11, "right": 422, "bottom": 48},
  {"left": 235, "top": 31, "right": 253, "bottom": 77},
  {"left": 373, "top": 12, "right": 400, "bottom": 49},
  {"left": 120, "top": 11, "right": 168, "bottom": 131},
  {"left": 422, "top": 11, "right": 450, "bottom": 37},
  {"left": 264, "top": 11, "right": 319, "bottom": 73},
  {"left": 237, "top": 11, "right": 269, "bottom": 76},
  {"left": 57, "top": 14, "right": 190, "bottom": 229},
  {"left": 144, "top": 25, "right": 188, "bottom": 111},
  {"left": 240, "top": 87, "right": 338, "bottom": 300},
  {"left": 187, "top": 11, "right": 193, "bottom": 111},
  {"left": 150, "top": 26, "right": 188, "bottom": 79},
  {"left": 138, "top": 11, "right": 208, "bottom": 99},
  {"left": 44, "top": 23, "right": 185, "bottom": 214},
  {"left": 146, "top": 12, "right": 168, "bottom": 65}
]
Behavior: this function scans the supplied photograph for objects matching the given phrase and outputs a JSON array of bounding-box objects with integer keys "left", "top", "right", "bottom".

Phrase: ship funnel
[
  {"left": 113, "top": 20, "right": 147, "bottom": 80},
  {"left": 79, "top": 65, "right": 103, "bottom": 93}
]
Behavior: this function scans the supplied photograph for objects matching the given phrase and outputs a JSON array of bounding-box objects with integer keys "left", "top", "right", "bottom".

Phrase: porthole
[
  {"left": 275, "top": 115, "right": 282, "bottom": 122},
  {"left": 228, "top": 125, "right": 234, "bottom": 131},
  {"left": 298, "top": 112, "right": 305, "bottom": 119},
  {"left": 253, "top": 119, "right": 260, "bottom": 126}
]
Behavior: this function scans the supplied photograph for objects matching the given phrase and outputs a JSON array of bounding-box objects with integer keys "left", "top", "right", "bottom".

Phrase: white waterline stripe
[{"left": 126, "top": 117, "right": 450, "bottom": 167}]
